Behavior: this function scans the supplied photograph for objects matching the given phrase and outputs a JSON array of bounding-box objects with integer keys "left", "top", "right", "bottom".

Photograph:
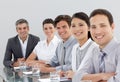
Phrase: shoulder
[
  {"left": 71, "top": 36, "right": 77, "bottom": 42},
  {"left": 52, "top": 35, "right": 61, "bottom": 44},
  {"left": 29, "top": 34, "right": 40, "bottom": 41},
  {"left": 67, "top": 36, "right": 77, "bottom": 45},
  {"left": 37, "top": 40, "right": 45, "bottom": 45},
  {"left": 91, "top": 41, "right": 99, "bottom": 48},
  {"left": 73, "top": 43, "right": 79, "bottom": 49},
  {"left": 57, "top": 40, "right": 62, "bottom": 47},
  {"left": 29, "top": 34, "right": 39, "bottom": 39},
  {"left": 85, "top": 41, "right": 99, "bottom": 57},
  {"left": 7, "top": 35, "right": 18, "bottom": 42},
  {"left": 34, "top": 41, "right": 43, "bottom": 49},
  {"left": 54, "top": 35, "right": 61, "bottom": 42},
  {"left": 72, "top": 43, "right": 79, "bottom": 54},
  {"left": 115, "top": 42, "right": 120, "bottom": 52}
]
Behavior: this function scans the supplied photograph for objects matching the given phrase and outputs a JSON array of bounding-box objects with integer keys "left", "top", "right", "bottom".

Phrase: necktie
[
  {"left": 61, "top": 46, "right": 66, "bottom": 70},
  {"left": 99, "top": 51, "right": 106, "bottom": 73}
]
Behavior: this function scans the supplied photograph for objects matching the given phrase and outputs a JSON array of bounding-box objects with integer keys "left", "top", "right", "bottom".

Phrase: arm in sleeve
[
  {"left": 55, "top": 52, "right": 72, "bottom": 71},
  {"left": 3, "top": 39, "right": 13, "bottom": 67},
  {"left": 48, "top": 47, "right": 60, "bottom": 67},
  {"left": 72, "top": 54, "right": 94, "bottom": 82},
  {"left": 107, "top": 46, "right": 120, "bottom": 82}
]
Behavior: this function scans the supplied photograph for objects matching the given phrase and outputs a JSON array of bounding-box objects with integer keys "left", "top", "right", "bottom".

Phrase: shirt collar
[
  {"left": 18, "top": 35, "right": 29, "bottom": 44},
  {"left": 78, "top": 38, "right": 92, "bottom": 50},
  {"left": 63, "top": 35, "right": 76, "bottom": 48},
  {"left": 101, "top": 37, "right": 119, "bottom": 55},
  {"left": 44, "top": 35, "right": 60, "bottom": 45}
]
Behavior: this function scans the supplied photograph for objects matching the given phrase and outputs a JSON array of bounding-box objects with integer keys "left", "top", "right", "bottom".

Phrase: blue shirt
[
  {"left": 49, "top": 36, "right": 77, "bottom": 71},
  {"left": 73, "top": 38, "right": 120, "bottom": 82}
]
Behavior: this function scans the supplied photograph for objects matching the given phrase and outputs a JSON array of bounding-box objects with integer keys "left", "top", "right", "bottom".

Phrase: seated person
[
  {"left": 26, "top": 18, "right": 60, "bottom": 65},
  {"left": 39, "top": 15, "right": 77, "bottom": 73},
  {"left": 73, "top": 9, "right": 120, "bottom": 82},
  {"left": 3, "top": 18, "right": 40, "bottom": 67},
  {"left": 65, "top": 12, "right": 98, "bottom": 79}
]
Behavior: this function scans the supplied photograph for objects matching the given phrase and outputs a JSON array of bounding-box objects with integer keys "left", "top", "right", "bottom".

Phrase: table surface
[{"left": 2, "top": 67, "right": 72, "bottom": 82}]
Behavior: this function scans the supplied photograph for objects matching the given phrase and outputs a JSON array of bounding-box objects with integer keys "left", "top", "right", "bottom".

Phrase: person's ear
[{"left": 111, "top": 23, "right": 115, "bottom": 30}]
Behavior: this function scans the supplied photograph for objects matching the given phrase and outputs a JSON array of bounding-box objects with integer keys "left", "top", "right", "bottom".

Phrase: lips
[
  {"left": 74, "top": 32, "right": 82, "bottom": 36},
  {"left": 47, "top": 33, "right": 52, "bottom": 35},
  {"left": 95, "top": 35, "right": 104, "bottom": 41},
  {"left": 60, "top": 32, "right": 66, "bottom": 36}
]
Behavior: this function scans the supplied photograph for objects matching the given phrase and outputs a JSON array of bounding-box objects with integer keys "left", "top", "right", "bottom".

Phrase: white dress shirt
[
  {"left": 33, "top": 35, "right": 60, "bottom": 62},
  {"left": 18, "top": 36, "right": 29, "bottom": 58}
]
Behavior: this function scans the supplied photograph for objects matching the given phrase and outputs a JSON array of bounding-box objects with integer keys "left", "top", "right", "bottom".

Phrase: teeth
[
  {"left": 95, "top": 35, "right": 103, "bottom": 39},
  {"left": 75, "top": 32, "right": 81, "bottom": 36},
  {"left": 61, "top": 32, "right": 65, "bottom": 35}
]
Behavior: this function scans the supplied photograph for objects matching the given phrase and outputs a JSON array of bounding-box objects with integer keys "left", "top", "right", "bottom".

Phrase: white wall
[{"left": 0, "top": 0, "right": 120, "bottom": 68}]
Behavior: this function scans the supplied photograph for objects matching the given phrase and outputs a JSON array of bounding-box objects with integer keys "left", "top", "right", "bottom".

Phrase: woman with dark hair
[
  {"left": 26, "top": 18, "right": 60, "bottom": 65},
  {"left": 65, "top": 12, "right": 98, "bottom": 79}
]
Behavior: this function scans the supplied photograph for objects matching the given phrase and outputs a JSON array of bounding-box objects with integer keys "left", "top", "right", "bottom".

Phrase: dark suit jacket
[{"left": 3, "top": 34, "right": 40, "bottom": 67}]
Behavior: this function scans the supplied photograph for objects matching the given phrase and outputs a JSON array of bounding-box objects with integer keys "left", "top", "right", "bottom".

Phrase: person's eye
[
  {"left": 90, "top": 25, "right": 96, "bottom": 29},
  {"left": 44, "top": 28, "right": 48, "bottom": 30},
  {"left": 56, "top": 27, "right": 60, "bottom": 30},
  {"left": 49, "top": 27, "right": 53, "bottom": 29},
  {"left": 71, "top": 24, "right": 75, "bottom": 28},
  {"left": 101, "top": 24, "right": 106, "bottom": 28},
  {"left": 71, "top": 25, "right": 75, "bottom": 28},
  {"left": 79, "top": 24, "right": 83, "bottom": 27},
  {"left": 23, "top": 27, "right": 27, "bottom": 30},
  {"left": 18, "top": 28, "right": 21, "bottom": 30}
]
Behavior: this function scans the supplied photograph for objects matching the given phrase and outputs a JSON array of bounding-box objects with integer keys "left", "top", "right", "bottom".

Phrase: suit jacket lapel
[
  {"left": 15, "top": 36, "right": 23, "bottom": 58},
  {"left": 25, "top": 35, "right": 31, "bottom": 58}
]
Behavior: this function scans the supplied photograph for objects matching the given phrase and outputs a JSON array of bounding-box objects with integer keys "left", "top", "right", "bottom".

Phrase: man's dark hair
[
  {"left": 90, "top": 9, "right": 114, "bottom": 25},
  {"left": 54, "top": 15, "right": 71, "bottom": 27}
]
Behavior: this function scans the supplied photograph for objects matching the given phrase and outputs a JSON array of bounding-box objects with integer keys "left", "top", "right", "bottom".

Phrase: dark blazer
[{"left": 3, "top": 34, "right": 40, "bottom": 67}]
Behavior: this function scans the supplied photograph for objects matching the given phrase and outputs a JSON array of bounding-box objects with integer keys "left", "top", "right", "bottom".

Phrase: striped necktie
[{"left": 99, "top": 51, "right": 106, "bottom": 73}]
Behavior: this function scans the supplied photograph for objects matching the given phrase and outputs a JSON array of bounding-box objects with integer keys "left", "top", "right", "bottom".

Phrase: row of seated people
[{"left": 3, "top": 8, "right": 120, "bottom": 82}]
